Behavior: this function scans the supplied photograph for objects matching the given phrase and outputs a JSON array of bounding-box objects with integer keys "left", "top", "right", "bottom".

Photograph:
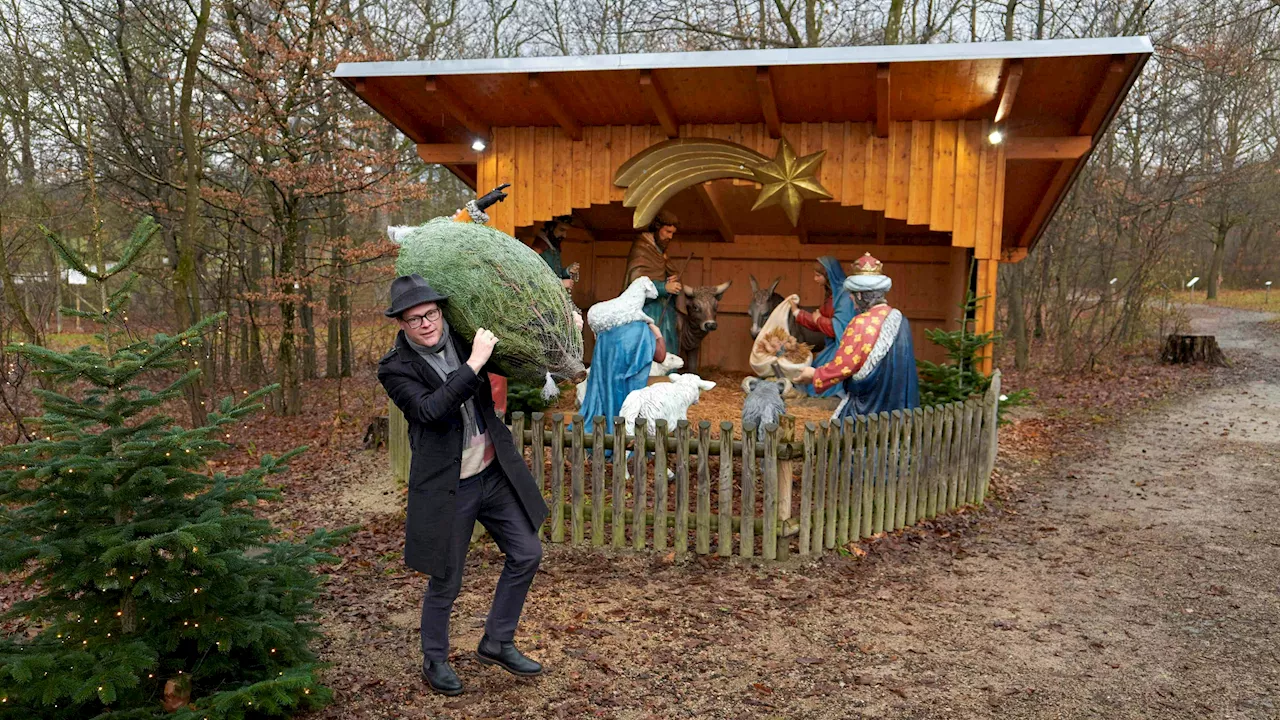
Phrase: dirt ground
[{"left": 305, "top": 304, "right": 1279, "bottom": 719}]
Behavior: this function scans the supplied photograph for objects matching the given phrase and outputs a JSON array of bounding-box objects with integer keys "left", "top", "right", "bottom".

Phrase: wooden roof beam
[
  {"left": 1017, "top": 56, "right": 1128, "bottom": 246},
  {"left": 424, "top": 77, "right": 489, "bottom": 142},
  {"left": 527, "top": 74, "right": 582, "bottom": 140},
  {"left": 416, "top": 144, "right": 481, "bottom": 164},
  {"left": 756, "top": 67, "right": 782, "bottom": 139},
  {"left": 875, "top": 64, "right": 891, "bottom": 138},
  {"left": 1005, "top": 136, "right": 1092, "bottom": 160},
  {"left": 639, "top": 70, "right": 680, "bottom": 138},
  {"left": 694, "top": 181, "right": 735, "bottom": 243},
  {"left": 994, "top": 60, "right": 1023, "bottom": 124},
  {"left": 350, "top": 79, "right": 429, "bottom": 144},
  {"left": 1078, "top": 56, "right": 1129, "bottom": 135}
]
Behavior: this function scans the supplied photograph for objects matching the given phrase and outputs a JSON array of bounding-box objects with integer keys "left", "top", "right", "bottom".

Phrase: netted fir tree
[{"left": 0, "top": 217, "right": 349, "bottom": 719}]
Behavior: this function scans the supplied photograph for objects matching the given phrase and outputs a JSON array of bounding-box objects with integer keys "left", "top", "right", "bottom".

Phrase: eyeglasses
[{"left": 403, "top": 308, "right": 442, "bottom": 329}]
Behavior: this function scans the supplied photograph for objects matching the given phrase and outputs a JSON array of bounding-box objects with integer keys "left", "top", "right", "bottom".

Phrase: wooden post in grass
[
  {"left": 550, "top": 414, "right": 565, "bottom": 543},
  {"left": 799, "top": 422, "right": 816, "bottom": 556},
  {"left": 696, "top": 421, "right": 712, "bottom": 555},
  {"left": 718, "top": 421, "right": 735, "bottom": 557},
  {"left": 632, "top": 420, "right": 649, "bottom": 550},
  {"left": 762, "top": 422, "right": 779, "bottom": 560},
  {"left": 531, "top": 412, "right": 545, "bottom": 540},
  {"left": 570, "top": 414, "right": 585, "bottom": 544},
  {"left": 591, "top": 417, "right": 606, "bottom": 546},
  {"left": 675, "top": 420, "right": 691, "bottom": 555},
  {"left": 654, "top": 419, "right": 670, "bottom": 551},
  {"left": 775, "top": 415, "right": 796, "bottom": 560},
  {"left": 611, "top": 417, "right": 627, "bottom": 548},
  {"left": 812, "top": 421, "right": 829, "bottom": 554},
  {"left": 741, "top": 423, "right": 757, "bottom": 558}
]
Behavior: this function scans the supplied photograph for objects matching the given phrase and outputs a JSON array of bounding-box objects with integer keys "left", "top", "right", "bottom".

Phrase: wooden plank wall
[
  {"left": 475, "top": 121, "right": 1006, "bottom": 373},
  {"left": 559, "top": 238, "right": 968, "bottom": 373},
  {"left": 477, "top": 120, "right": 1005, "bottom": 263}
]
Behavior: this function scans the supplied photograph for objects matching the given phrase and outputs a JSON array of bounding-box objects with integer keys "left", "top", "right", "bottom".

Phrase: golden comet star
[{"left": 749, "top": 139, "right": 832, "bottom": 226}]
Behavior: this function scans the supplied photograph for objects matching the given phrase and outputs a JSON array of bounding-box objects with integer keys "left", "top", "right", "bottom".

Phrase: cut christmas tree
[
  {"left": 0, "top": 217, "right": 350, "bottom": 719},
  {"left": 394, "top": 217, "right": 585, "bottom": 385}
]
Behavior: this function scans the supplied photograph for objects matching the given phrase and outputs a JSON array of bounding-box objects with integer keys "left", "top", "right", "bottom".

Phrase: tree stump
[
  {"left": 363, "top": 415, "right": 389, "bottom": 450},
  {"left": 1161, "top": 335, "right": 1228, "bottom": 367}
]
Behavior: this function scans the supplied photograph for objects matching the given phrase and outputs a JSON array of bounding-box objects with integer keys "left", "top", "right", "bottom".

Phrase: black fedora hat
[{"left": 384, "top": 274, "right": 448, "bottom": 318}]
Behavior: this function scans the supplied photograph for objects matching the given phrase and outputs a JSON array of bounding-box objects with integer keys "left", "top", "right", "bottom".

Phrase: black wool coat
[{"left": 378, "top": 330, "right": 548, "bottom": 578}]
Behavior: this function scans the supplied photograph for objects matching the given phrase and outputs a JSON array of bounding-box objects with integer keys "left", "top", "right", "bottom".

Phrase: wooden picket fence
[{"left": 389, "top": 371, "right": 1001, "bottom": 559}]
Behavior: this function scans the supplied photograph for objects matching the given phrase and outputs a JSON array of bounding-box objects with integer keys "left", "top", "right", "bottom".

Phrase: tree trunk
[
  {"left": 176, "top": 0, "right": 212, "bottom": 425},
  {"left": 1007, "top": 263, "right": 1029, "bottom": 369},
  {"left": 885, "top": 0, "right": 905, "bottom": 43},
  {"left": 1207, "top": 220, "right": 1227, "bottom": 300},
  {"left": 276, "top": 210, "right": 302, "bottom": 415}
]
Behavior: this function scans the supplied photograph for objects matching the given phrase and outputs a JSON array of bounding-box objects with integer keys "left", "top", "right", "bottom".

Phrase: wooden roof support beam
[
  {"left": 424, "top": 76, "right": 489, "bottom": 142},
  {"left": 528, "top": 74, "right": 582, "bottom": 140},
  {"left": 639, "top": 70, "right": 680, "bottom": 138},
  {"left": 875, "top": 64, "right": 891, "bottom": 138},
  {"left": 416, "top": 143, "right": 480, "bottom": 164},
  {"left": 1005, "top": 136, "right": 1092, "bottom": 160},
  {"left": 694, "top": 181, "right": 734, "bottom": 243},
  {"left": 350, "top": 78, "right": 429, "bottom": 144},
  {"left": 1078, "top": 57, "right": 1129, "bottom": 136},
  {"left": 1017, "top": 56, "right": 1128, "bottom": 246},
  {"left": 994, "top": 60, "right": 1023, "bottom": 124},
  {"left": 756, "top": 67, "right": 782, "bottom": 139}
]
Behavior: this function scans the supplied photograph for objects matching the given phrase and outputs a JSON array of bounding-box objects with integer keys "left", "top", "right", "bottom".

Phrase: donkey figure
[
  {"left": 747, "top": 275, "right": 829, "bottom": 353},
  {"left": 676, "top": 281, "right": 731, "bottom": 372}
]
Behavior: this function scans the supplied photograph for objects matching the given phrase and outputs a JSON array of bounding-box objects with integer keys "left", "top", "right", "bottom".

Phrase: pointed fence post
[
  {"left": 718, "top": 421, "right": 735, "bottom": 557},
  {"left": 799, "top": 422, "right": 816, "bottom": 556},
  {"left": 632, "top": 420, "right": 649, "bottom": 550},
  {"left": 611, "top": 417, "right": 627, "bottom": 548},
  {"left": 591, "top": 417, "right": 606, "bottom": 546},
  {"left": 571, "top": 414, "right": 585, "bottom": 545},
  {"left": 654, "top": 419, "right": 670, "bottom": 551},
  {"left": 980, "top": 370, "right": 1002, "bottom": 502},
  {"left": 550, "top": 413, "right": 565, "bottom": 543},
  {"left": 531, "top": 412, "right": 546, "bottom": 540}
]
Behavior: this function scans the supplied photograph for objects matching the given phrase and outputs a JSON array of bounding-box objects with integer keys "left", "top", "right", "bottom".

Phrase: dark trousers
[{"left": 421, "top": 462, "right": 542, "bottom": 663}]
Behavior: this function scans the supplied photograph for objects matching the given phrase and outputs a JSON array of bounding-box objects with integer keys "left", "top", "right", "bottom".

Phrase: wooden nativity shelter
[{"left": 336, "top": 37, "right": 1151, "bottom": 374}]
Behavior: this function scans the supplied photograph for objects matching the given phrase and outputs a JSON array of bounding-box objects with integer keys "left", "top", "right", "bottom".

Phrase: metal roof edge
[{"left": 334, "top": 36, "right": 1153, "bottom": 79}]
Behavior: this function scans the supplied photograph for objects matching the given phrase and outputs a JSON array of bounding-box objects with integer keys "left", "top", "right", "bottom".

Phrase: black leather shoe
[
  {"left": 421, "top": 661, "right": 463, "bottom": 696},
  {"left": 476, "top": 635, "right": 543, "bottom": 677}
]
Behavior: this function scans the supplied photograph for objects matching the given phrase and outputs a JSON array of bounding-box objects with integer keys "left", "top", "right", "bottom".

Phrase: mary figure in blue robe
[
  {"left": 579, "top": 320, "right": 659, "bottom": 427},
  {"left": 803, "top": 256, "right": 858, "bottom": 398}
]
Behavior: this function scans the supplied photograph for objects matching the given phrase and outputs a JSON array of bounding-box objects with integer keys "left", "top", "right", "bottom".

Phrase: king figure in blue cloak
[{"left": 797, "top": 252, "right": 920, "bottom": 419}]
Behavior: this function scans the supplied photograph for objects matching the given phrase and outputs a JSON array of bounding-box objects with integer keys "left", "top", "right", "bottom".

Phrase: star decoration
[{"left": 749, "top": 139, "right": 833, "bottom": 226}]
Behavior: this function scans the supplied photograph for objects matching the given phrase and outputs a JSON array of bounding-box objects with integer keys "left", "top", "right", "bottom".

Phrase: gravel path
[{"left": 311, "top": 305, "right": 1280, "bottom": 719}]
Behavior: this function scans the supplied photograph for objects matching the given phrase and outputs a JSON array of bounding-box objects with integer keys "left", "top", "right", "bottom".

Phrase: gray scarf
[{"left": 405, "top": 320, "right": 486, "bottom": 440}]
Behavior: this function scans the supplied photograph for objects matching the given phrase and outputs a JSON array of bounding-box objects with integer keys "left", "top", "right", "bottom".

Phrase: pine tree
[
  {"left": 916, "top": 288, "right": 999, "bottom": 406},
  {"left": 0, "top": 217, "right": 349, "bottom": 719}
]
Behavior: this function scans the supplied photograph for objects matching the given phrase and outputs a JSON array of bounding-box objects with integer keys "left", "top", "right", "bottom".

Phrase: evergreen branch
[
  {"left": 102, "top": 217, "right": 160, "bottom": 279},
  {"left": 38, "top": 225, "right": 98, "bottom": 281}
]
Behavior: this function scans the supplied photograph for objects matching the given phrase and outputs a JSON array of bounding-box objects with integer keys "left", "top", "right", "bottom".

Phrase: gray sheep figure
[{"left": 742, "top": 377, "right": 787, "bottom": 439}]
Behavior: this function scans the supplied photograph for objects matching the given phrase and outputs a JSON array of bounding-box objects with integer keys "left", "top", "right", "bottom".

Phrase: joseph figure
[{"left": 622, "top": 210, "right": 681, "bottom": 351}]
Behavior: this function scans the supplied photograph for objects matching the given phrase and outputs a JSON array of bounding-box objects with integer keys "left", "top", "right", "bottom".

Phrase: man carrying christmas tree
[
  {"left": 378, "top": 273, "right": 548, "bottom": 696},
  {"left": 796, "top": 253, "right": 920, "bottom": 418}
]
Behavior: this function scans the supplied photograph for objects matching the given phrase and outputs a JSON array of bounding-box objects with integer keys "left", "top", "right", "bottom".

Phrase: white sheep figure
[
  {"left": 618, "top": 373, "right": 717, "bottom": 435},
  {"left": 651, "top": 352, "right": 684, "bottom": 378},
  {"left": 586, "top": 276, "right": 658, "bottom": 334},
  {"left": 573, "top": 353, "right": 684, "bottom": 408}
]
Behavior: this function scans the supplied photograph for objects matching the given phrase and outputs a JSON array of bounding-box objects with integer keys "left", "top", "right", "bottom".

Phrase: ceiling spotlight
[
  {"left": 988, "top": 129, "right": 1004, "bottom": 145},
  {"left": 471, "top": 139, "right": 487, "bottom": 152}
]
